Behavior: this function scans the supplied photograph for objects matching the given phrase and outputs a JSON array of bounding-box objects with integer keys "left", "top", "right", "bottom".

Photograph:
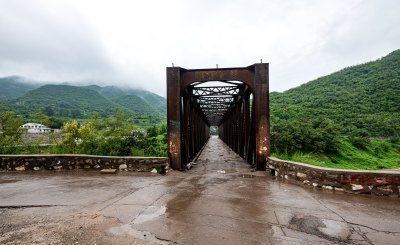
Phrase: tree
[
  {"left": 0, "top": 107, "right": 24, "bottom": 153},
  {"left": 270, "top": 117, "right": 340, "bottom": 154},
  {"left": 33, "top": 110, "right": 51, "bottom": 126},
  {"left": 104, "top": 109, "right": 130, "bottom": 136},
  {"left": 59, "top": 121, "right": 80, "bottom": 153},
  {"left": 71, "top": 109, "right": 82, "bottom": 118},
  {"left": 43, "top": 106, "right": 54, "bottom": 116},
  {"left": 56, "top": 120, "right": 99, "bottom": 154}
]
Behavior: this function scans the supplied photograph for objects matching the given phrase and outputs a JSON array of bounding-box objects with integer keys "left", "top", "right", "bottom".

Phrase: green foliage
[
  {"left": 52, "top": 113, "right": 167, "bottom": 157},
  {"left": 130, "top": 90, "right": 167, "bottom": 116},
  {"left": 271, "top": 118, "right": 340, "bottom": 154},
  {"left": 349, "top": 136, "right": 370, "bottom": 149},
  {"left": 0, "top": 84, "right": 166, "bottom": 127},
  {"left": 269, "top": 50, "right": 400, "bottom": 169},
  {"left": 146, "top": 125, "right": 158, "bottom": 138},
  {"left": 270, "top": 49, "right": 400, "bottom": 137},
  {"left": 0, "top": 76, "right": 39, "bottom": 100},
  {"left": 103, "top": 110, "right": 131, "bottom": 136},
  {"left": 112, "top": 95, "right": 162, "bottom": 127},
  {"left": 1, "top": 85, "right": 118, "bottom": 119},
  {"left": 47, "top": 117, "right": 65, "bottom": 129},
  {"left": 82, "top": 85, "right": 167, "bottom": 116},
  {"left": 390, "top": 136, "right": 400, "bottom": 144},
  {"left": 0, "top": 107, "right": 24, "bottom": 153},
  {"left": 143, "top": 122, "right": 167, "bottom": 157},
  {"left": 272, "top": 137, "right": 400, "bottom": 170},
  {"left": 33, "top": 110, "right": 51, "bottom": 126},
  {"left": 57, "top": 121, "right": 81, "bottom": 153},
  {"left": 347, "top": 128, "right": 370, "bottom": 149}
]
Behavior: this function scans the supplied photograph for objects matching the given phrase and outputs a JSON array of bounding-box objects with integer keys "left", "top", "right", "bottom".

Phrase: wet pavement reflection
[{"left": 1, "top": 136, "right": 400, "bottom": 244}]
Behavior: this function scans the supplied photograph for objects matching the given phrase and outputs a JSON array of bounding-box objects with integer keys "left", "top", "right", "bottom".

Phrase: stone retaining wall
[
  {"left": 0, "top": 154, "right": 169, "bottom": 172},
  {"left": 267, "top": 156, "right": 400, "bottom": 197}
]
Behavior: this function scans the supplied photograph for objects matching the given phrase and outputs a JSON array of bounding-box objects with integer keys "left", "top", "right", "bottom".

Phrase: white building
[{"left": 20, "top": 123, "right": 53, "bottom": 133}]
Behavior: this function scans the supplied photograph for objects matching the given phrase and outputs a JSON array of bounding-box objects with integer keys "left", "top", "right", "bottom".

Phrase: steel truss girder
[
  {"left": 167, "top": 64, "right": 269, "bottom": 171},
  {"left": 191, "top": 86, "right": 242, "bottom": 97}
]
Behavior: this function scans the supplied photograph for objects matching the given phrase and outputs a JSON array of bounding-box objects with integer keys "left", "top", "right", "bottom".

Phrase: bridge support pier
[
  {"left": 254, "top": 64, "right": 270, "bottom": 171},
  {"left": 166, "top": 67, "right": 182, "bottom": 170}
]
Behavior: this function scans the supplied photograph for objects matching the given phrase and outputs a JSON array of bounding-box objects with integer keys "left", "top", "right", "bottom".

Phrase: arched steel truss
[{"left": 167, "top": 64, "right": 270, "bottom": 170}]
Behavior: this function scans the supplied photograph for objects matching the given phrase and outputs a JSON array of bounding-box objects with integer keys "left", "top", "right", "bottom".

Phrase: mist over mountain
[
  {"left": 1, "top": 49, "right": 399, "bottom": 134},
  {"left": 0, "top": 76, "right": 41, "bottom": 100},
  {"left": 0, "top": 78, "right": 166, "bottom": 127}
]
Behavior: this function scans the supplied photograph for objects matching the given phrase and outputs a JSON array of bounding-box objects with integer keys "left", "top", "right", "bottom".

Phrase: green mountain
[
  {"left": 1, "top": 83, "right": 165, "bottom": 127},
  {"left": 125, "top": 89, "right": 167, "bottom": 116},
  {"left": 112, "top": 95, "right": 163, "bottom": 125},
  {"left": 82, "top": 85, "right": 167, "bottom": 116},
  {"left": 3, "top": 84, "right": 125, "bottom": 118},
  {"left": 0, "top": 76, "right": 40, "bottom": 100},
  {"left": 270, "top": 49, "right": 400, "bottom": 136},
  {"left": 0, "top": 76, "right": 167, "bottom": 125},
  {"left": 81, "top": 85, "right": 127, "bottom": 99},
  {"left": 112, "top": 95, "right": 158, "bottom": 116}
]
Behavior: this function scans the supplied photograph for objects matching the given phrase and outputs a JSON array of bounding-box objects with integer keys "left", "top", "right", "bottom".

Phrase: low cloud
[{"left": 0, "top": 0, "right": 399, "bottom": 96}]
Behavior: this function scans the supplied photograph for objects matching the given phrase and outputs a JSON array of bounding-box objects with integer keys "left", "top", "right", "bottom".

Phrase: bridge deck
[{"left": 1, "top": 136, "right": 399, "bottom": 244}]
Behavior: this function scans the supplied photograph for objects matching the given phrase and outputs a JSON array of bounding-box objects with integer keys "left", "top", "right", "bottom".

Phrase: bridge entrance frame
[{"left": 167, "top": 64, "right": 270, "bottom": 171}]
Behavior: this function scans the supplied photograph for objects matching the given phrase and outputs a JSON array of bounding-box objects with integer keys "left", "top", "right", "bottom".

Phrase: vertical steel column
[
  {"left": 167, "top": 67, "right": 182, "bottom": 170},
  {"left": 237, "top": 100, "right": 244, "bottom": 158},
  {"left": 232, "top": 107, "right": 238, "bottom": 153},
  {"left": 167, "top": 64, "right": 269, "bottom": 171},
  {"left": 190, "top": 103, "right": 195, "bottom": 157},
  {"left": 253, "top": 63, "right": 270, "bottom": 171},
  {"left": 244, "top": 93, "right": 251, "bottom": 163},
  {"left": 183, "top": 95, "right": 190, "bottom": 165}
]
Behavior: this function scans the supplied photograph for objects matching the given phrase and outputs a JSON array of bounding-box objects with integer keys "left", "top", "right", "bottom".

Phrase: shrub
[
  {"left": 270, "top": 117, "right": 340, "bottom": 154},
  {"left": 349, "top": 129, "right": 370, "bottom": 149}
]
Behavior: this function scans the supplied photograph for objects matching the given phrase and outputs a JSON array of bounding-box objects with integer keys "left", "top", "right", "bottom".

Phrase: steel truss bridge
[{"left": 167, "top": 64, "right": 270, "bottom": 170}]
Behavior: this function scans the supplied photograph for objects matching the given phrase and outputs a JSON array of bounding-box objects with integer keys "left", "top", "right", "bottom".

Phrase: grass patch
[{"left": 272, "top": 137, "right": 400, "bottom": 170}]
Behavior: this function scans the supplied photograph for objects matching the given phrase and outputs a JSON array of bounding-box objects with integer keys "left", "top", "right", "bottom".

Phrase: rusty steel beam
[
  {"left": 167, "top": 64, "right": 269, "bottom": 171},
  {"left": 253, "top": 64, "right": 270, "bottom": 171},
  {"left": 167, "top": 67, "right": 182, "bottom": 170}
]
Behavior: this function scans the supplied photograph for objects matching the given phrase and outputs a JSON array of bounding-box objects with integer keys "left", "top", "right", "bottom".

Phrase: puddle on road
[
  {"left": 217, "top": 169, "right": 237, "bottom": 174},
  {"left": 236, "top": 174, "right": 270, "bottom": 179},
  {"left": 319, "top": 219, "right": 348, "bottom": 238},
  {"left": 289, "top": 214, "right": 351, "bottom": 242},
  {"left": 0, "top": 179, "right": 20, "bottom": 184},
  {"left": 132, "top": 206, "right": 166, "bottom": 225},
  {"left": 239, "top": 174, "right": 256, "bottom": 178},
  {"left": 109, "top": 224, "right": 171, "bottom": 244},
  {"left": 224, "top": 169, "right": 236, "bottom": 173}
]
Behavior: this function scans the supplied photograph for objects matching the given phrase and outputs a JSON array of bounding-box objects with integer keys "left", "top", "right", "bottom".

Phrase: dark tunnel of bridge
[
  {"left": 167, "top": 64, "right": 270, "bottom": 171},
  {"left": 182, "top": 80, "right": 256, "bottom": 165}
]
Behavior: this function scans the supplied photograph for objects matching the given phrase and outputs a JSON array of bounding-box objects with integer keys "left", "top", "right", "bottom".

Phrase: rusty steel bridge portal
[{"left": 167, "top": 64, "right": 270, "bottom": 171}]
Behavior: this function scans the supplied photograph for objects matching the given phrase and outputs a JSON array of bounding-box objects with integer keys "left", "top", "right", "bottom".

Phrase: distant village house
[{"left": 20, "top": 123, "right": 53, "bottom": 133}]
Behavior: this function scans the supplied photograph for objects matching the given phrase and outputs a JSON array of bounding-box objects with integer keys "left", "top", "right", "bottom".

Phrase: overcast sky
[{"left": 0, "top": 0, "right": 399, "bottom": 96}]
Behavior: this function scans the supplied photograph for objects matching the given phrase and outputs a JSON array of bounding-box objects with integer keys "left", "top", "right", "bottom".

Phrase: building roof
[{"left": 21, "top": 123, "right": 47, "bottom": 128}]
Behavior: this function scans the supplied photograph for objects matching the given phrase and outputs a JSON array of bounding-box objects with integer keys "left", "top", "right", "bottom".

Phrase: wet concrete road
[{"left": 1, "top": 136, "right": 400, "bottom": 244}]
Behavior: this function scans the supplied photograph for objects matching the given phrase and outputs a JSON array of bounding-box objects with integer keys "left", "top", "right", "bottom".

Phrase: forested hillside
[
  {"left": 0, "top": 76, "right": 40, "bottom": 100},
  {"left": 82, "top": 85, "right": 167, "bottom": 116},
  {"left": 127, "top": 89, "right": 167, "bottom": 116},
  {"left": 112, "top": 95, "right": 163, "bottom": 125},
  {"left": 3, "top": 85, "right": 125, "bottom": 118},
  {"left": 0, "top": 50, "right": 399, "bottom": 169},
  {"left": 0, "top": 84, "right": 166, "bottom": 127},
  {"left": 269, "top": 50, "right": 400, "bottom": 169},
  {"left": 270, "top": 49, "right": 400, "bottom": 137},
  {"left": 81, "top": 85, "right": 126, "bottom": 99}
]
